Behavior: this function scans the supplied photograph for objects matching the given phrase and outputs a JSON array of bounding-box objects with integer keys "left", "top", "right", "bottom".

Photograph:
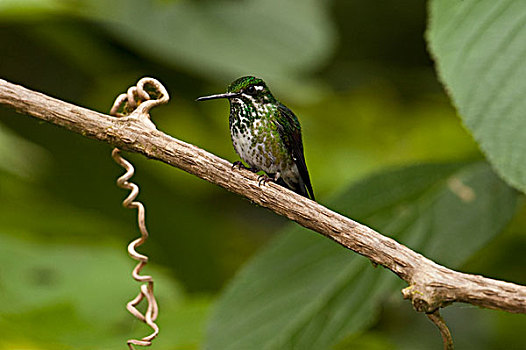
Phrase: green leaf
[
  {"left": 71, "top": 0, "right": 336, "bottom": 96},
  {"left": 205, "top": 162, "right": 517, "bottom": 350},
  {"left": 427, "top": 0, "right": 526, "bottom": 193},
  {"left": 0, "top": 0, "right": 66, "bottom": 18},
  {"left": 0, "top": 232, "right": 212, "bottom": 349},
  {"left": 0, "top": 123, "right": 50, "bottom": 179},
  {"left": 0, "top": 168, "right": 214, "bottom": 348}
]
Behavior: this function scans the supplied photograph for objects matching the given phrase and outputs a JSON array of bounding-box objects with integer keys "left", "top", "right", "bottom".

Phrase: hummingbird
[{"left": 197, "top": 76, "right": 315, "bottom": 200}]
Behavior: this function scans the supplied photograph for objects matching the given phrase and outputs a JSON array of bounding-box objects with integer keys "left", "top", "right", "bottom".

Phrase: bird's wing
[{"left": 275, "top": 104, "right": 315, "bottom": 200}]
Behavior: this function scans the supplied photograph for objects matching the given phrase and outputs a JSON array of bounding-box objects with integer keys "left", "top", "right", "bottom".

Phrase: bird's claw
[
  {"left": 232, "top": 161, "right": 260, "bottom": 173},
  {"left": 258, "top": 174, "right": 274, "bottom": 187},
  {"left": 232, "top": 161, "right": 247, "bottom": 170}
]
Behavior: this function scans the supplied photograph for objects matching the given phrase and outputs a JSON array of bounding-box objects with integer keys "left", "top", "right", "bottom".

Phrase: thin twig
[
  {"left": 427, "top": 310, "right": 454, "bottom": 350},
  {"left": 0, "top": 77, "right": 525, "bottom": 318},
  {"left": 109, "top": 77, "right": 169, "bottom": 349}
]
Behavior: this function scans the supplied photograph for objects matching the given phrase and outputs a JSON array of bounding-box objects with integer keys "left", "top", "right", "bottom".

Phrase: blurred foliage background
[{"left": 0, "top": 0, "right": 524, "bottom": 349}]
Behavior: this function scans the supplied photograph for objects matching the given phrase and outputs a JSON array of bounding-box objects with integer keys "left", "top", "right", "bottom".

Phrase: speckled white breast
[{"left": 231, "top": 118, "right": 277, "bottom": 173}]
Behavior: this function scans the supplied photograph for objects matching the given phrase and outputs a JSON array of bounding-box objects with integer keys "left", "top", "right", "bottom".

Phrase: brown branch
[{"left": 1, "top": 77, "right": 525, "bottom": 317}]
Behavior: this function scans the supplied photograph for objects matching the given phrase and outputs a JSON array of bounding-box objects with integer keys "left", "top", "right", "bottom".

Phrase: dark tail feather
[
  {"left": 300, "top": 179, "right": 315, "bottom": 201},
  {"left": 303, "top": 179, "right": 315, "bottom": 201}
]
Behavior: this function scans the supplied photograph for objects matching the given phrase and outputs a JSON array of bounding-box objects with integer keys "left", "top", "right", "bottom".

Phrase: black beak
[{"left": 196, "top": 92, "right": 239, "bottom": 102}]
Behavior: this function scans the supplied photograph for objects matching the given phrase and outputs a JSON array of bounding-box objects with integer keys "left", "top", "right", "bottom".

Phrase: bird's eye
[{"left": 246, "top": 86, "right": 257, "bottom": 95}]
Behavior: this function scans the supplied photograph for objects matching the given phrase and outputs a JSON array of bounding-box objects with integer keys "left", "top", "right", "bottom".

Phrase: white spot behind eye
[{"left": 254, "top": 85, "right": 264, "bottom": 91}]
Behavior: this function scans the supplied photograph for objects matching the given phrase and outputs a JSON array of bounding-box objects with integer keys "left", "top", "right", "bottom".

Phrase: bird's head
[{"left": 196, "top": 76, "right": 276, "bottom": 106}]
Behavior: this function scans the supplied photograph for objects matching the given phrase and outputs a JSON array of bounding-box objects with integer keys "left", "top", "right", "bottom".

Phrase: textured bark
[{"left": 1, "top": 78, "right": 525, "bottom": 316}]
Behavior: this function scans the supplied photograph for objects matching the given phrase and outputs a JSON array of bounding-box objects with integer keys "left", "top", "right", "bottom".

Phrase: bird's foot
[
  {"left": 258, "top": 174, "right": 276, "bottom": 187},
  {"left": 232, "top": 161, "right": 256, "bottom": 172},
  {"left": 232, "top": 161, "right": 245, "bottom": 170}
]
